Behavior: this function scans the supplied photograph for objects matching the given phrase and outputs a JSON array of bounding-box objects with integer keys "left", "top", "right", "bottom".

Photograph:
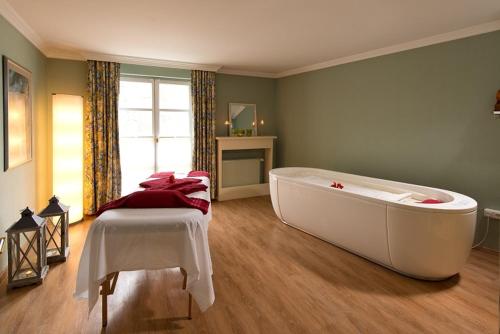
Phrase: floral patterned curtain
[
  {"left": 191, "top": 70, "right": 216, "bottom": 198},
  {"left": 84, "top": 60, "right": 121, "bottom": 215}
]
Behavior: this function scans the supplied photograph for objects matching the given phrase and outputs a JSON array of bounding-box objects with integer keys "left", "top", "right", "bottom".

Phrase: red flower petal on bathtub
[
  {"left": 420, "top": 199, "right": 443, "bottom": 204},
  {"left": 338, "top": 183, "right": 344, "bottom": 189}
]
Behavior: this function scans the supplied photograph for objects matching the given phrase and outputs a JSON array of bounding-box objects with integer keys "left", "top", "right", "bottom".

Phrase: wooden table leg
[
  {"left": 100, "top": 272, "right": 119, "bottom": 327},
  {"left": 110, "top": 272, "right": 119, "bottom": 294},
  {"left": 101, "top": 278, "right": 109, "bottom": 327},
  {"left": 180, "top": 268, "right": 187, "bottom": 289},
  {"left": 180, "top": 268, "right": 192, "bottom": 319}
]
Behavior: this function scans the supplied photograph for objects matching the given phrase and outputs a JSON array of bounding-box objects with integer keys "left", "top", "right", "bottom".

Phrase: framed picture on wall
[{"left": 2, "top": 56, "right": 33, "bottom": 171}]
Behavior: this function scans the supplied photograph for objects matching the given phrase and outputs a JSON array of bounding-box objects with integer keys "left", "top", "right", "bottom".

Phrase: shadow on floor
[{"left": 265, "top": 218, "right": 461, "bottom": 297}]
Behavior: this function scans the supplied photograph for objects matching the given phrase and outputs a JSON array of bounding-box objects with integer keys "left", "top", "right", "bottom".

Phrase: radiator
[{"left": 222, "top": 159, "right": 262, "bottom": 187}]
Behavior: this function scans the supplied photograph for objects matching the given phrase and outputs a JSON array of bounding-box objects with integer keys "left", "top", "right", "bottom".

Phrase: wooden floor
[{"left": 0, "top": 196, "right": 498, "bottom": 333}]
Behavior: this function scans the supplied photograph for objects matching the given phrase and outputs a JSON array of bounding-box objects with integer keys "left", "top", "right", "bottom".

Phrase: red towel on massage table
[
  {"left": 139, "top": 177, "right": 201, "bottom": 189},
  {"left": 97, "top": 173, "right": 210, "bottom": 216},
  {"left": 145, "top": 182, "right": 207, "bottom": 194},
  {"left": 96, "top": 190, "right": 210, "bottom": 216},
  {"left": 188, "top": 170, "right": 210, "bottom": 177}
]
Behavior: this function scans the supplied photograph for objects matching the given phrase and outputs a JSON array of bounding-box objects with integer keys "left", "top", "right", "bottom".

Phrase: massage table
[{"left": 74, "top": 176, "right": 214, "bottom": 327}]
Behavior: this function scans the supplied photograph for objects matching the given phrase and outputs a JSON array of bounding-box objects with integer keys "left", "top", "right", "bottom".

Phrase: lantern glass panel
[
  {"left": 45, "top": 215, "right": 62, "bottom": 257},
  {"left": 11, "top": 231, "right": 40, "bottom": 280}
]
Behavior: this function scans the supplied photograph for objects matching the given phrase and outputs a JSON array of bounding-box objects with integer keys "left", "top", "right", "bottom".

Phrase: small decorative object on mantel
[
  {"left": 38, "top": 196, "right": 70, "bottom": 263},
  {"left": 6, "top": 208, "right": 48, "bottom": 289},
  {"left": 231, "top": 128, "right": 250, "bottom": 137}
]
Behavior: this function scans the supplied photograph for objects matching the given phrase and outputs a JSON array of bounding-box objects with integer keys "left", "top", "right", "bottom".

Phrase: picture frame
[{"left": 3, "top": 56, "right": 33, "bottom": 171}]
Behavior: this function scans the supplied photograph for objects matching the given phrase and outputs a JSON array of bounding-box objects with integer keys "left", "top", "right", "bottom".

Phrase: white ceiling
[{"left": 3, "top": 0, "right": 500, "bottom": 77}]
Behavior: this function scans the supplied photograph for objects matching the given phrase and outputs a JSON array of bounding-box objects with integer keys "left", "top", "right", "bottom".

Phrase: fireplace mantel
[{"left": 216, "top": 136, "right": 276, "bottom": 201}]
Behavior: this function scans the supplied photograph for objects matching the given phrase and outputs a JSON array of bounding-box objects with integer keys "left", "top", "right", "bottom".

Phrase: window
[{"left": 119, "top": 77, "right": 192, "bottom": 195}]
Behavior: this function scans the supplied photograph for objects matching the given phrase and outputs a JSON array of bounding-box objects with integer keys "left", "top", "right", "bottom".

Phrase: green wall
[
  {"left": 121, "top": 63, "right": 190, "bottom": 79},
  {"left": 0, "top": 15, "right": 48, "bottom": 271},
  {"left": 216, "top": 74, "right": 277, "bottom": 164},
  {"left": 47, "top": 59, "right": 87, "bottom": 96},
  {"left": 276, "top": 31, "right": 500, "bottom": 250},
  {"left": 216, "top": 74, "right": 276, "bottom": 137}
]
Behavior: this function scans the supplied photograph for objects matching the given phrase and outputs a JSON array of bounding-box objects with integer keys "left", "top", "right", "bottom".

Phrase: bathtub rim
[{"left": 270, "top": 167, "right": 477, "bottom": 214}]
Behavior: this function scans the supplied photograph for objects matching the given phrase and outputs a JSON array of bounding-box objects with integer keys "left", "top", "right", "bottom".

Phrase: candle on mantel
[{"left": 495, "top": 90, "right": 500, "bottom": 111}]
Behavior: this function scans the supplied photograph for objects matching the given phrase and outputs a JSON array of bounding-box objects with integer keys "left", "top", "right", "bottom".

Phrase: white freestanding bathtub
[{"left": 269, "top": 167, "right": 477, "bottom": 280}]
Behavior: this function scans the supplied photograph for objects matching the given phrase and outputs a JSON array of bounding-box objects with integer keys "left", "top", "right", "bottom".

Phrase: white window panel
[
  {"left": 159, "top": 83, "right": 190, "bottom": 110},
  {"left": 119, "top": 80, "right": 153, "bottom": 109},
  {"left": 159, "top": 111, "right": 191, "bottom": 137},
  {"left": 157, "top": 138, "right": 192, "bottom": 173},
  {"left": 119, "top": 109, "right": 153, "bottom": 137}
]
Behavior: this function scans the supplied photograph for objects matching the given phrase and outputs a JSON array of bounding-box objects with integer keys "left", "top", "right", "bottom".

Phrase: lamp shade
[{"left": 52, "top": 94, "right": 83, "bottom": 223}]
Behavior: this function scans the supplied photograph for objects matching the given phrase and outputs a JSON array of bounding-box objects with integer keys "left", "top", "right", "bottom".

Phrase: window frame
[{"left": 119, "top": 76, "right": 192, "bottom": 173}]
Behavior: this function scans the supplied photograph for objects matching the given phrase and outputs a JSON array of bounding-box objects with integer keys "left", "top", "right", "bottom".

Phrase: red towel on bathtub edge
[{"left": 96, "top": 190, "right": 210, "bottom": 216}]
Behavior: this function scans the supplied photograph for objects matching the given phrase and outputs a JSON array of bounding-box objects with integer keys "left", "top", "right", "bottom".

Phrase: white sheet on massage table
[{"left": 74, "top": 177, "right": 214, "bottom": 315}]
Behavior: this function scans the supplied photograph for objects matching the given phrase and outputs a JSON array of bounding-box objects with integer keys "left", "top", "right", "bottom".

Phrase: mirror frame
[{"left": 228, "top": 103, "right": 257, "bottom": 136}]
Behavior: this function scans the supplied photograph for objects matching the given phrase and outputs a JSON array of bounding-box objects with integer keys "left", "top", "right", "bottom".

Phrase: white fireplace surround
[{"left": 216, "top": 136, "right": 276, "bottom": 201}]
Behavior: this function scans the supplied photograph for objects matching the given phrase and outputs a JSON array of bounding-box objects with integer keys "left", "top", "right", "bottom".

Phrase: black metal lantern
[
  {"left": 6, "top": 207, "right": 49, "bottom": 289},
  {"left": 38, "top": 196, "right": 70, "bottom": 263}
]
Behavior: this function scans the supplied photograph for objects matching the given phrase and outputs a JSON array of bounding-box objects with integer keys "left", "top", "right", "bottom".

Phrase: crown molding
[
  {"left": 46, "top": 48, "right": 223, "bottom": 72},
  {"left": 44, "top": 48, "right": 85, "bottom": 61},
  {"left": 277, "top": 19, "right": 500, "bottom": 78},
  {"left": 45, "top": 48, "right": 223, "bottom": 72},
  {"left": 80, "top": 52, "right": 222, "bottom": 72},
  {"left": 0, "top": 0, "right": 48, "bottom": 54},
  {"left": 218, "top": 67, "right": 278, "bottom": 78}
]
